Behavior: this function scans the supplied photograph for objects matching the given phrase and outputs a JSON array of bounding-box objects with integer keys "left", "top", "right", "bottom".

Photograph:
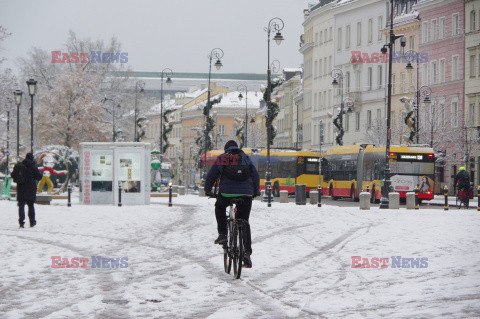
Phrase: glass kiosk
[{"left": 79, "top": 142, "right": 151, "bottom": 205}]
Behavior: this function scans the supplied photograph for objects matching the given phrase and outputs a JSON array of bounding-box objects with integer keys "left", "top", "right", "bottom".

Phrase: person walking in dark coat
[
  {"left": 16, "top": 153, "right": 43, "bottom": 228},
  {"left": 204, "top": 140, "right": 260, "bottom": 268}
]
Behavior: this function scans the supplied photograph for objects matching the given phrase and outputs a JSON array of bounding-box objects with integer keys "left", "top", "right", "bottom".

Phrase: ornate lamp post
[
  {"left": 265, "top": 18, "right": 284, "bottom": 207},
  {"left": 26, "top": 78, "right": 37, "bottom": 153},
  {"left": 202, "top": 48, "right": 223, "bottom": 187},
  {"left": 159, "top": 68, "right": 173, "bottom": 155},
  {"left": 379, "top": 0, "right": 405, "bottom": 209},
  {"left": 237, "top": 84, "right": 248, "bottom": 148},
  {"left": 331, "top": 69, "right": 345, "bottom": 145},
  {"left": 13, "top": 90, "right": 23, "bottom": 160},
  {"left": 134, "top": 80, "right": 145, "bottom": 142},
  {"left": 5, "top": 100, "right": 12, "bottom": 174}
]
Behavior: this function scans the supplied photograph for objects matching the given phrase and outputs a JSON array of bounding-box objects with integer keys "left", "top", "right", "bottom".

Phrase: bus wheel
[
  {"left": 273, "top": 181, "right": 280, "bottom": 197},
  {"left": 351, "top": 185, "right": 358, "bottom": 202}
]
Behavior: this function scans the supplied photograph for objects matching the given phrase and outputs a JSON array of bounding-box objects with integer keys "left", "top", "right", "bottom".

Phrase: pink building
[{"left": 415, "top": 0, "right": 465, "bottom": 191}]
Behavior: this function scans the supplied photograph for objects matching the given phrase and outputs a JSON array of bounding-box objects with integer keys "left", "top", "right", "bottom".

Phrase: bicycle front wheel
[
  {"left": 224, "top": 247, "right": 231, "bottom": 274},
  {"left": 233, "top": 226, "right": 244, "bottom": 279}
]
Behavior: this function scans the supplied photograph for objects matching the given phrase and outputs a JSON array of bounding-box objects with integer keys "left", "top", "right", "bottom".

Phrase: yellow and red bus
[
  {"left": 322, "top": 145, "right": 435, "bottom": 202},
  {"left": 204, "top": 149, "right": 320, "bottom": 196}
]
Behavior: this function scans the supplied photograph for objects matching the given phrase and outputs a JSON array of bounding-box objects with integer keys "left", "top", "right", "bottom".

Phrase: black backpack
[
  {"left": 11, "top": 162, "right": 28, "bottom": 185},
  {"left": 221, "top": 151, "right": 252, "bottom": 181}
]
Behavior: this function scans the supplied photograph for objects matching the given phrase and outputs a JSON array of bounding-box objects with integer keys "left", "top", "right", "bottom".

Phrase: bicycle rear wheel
[{"left": 232, "top": 226, "right": 243, "bottom": 279}]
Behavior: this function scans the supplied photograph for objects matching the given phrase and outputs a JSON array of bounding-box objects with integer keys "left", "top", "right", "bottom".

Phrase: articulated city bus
[
  {"left": 322, "top": 145, "right": 435, "bottom": 202},
  {"left": 204, "top": 149, "right": 320, "bottom": 196}
]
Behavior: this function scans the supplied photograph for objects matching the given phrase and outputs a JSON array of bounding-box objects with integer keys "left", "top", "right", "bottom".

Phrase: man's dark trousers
[
  {"left": 18, "top": 201, "right": 36, "bottom": 227},
  {"left": 215, "top": 195, "right": 252, "bottom": 253}
]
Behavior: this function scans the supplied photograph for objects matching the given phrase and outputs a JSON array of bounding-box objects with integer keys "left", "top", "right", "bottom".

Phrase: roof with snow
[{"left": 183, "top": 90, "right": 263, "bottom": 113}]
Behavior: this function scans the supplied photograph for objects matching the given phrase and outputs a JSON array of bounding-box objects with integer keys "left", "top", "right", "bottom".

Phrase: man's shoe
[
  {"left": 214, "top": 234, "right": 227, "bottom": 245},
  {"left": 19, "top": 224, "right": 24, "bottom": 228},
  {"left": 243, "top": 252, "right": 252, "bottom": 268},
  {"left": 30, "top": 221, "right": 36, "bottom": 228}
]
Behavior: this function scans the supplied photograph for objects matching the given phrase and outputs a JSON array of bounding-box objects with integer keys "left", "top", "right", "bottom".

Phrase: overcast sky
[{"left": 0, "top": 0, "right": 311, "bottom": 76}]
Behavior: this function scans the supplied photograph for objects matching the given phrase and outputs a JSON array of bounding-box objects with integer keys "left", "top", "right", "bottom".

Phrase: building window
[
  {"left": 368, "top": 67, "right": 373, "bottom": 90},
  {"left": 378, "top": 16, "right": 383, "bottom": 40},
  {"left": 478, "top": 53, "right": 480, "bottom": 76},
  {"left": 392, "top": 74, "right": 396, "bottom": 95},
  {"left": 357, "top": 22, "right": 362, "bottom": 46},
  {"left": 218, "top": 124, "right": 225, "bottom": 135},
  {"left": 329, "top": 27, "right": 333, "bottom": 40},
  {"left": 471, "top": 10, "right": 476, "bottom": 32},
  {"left": 439, "top": 104, "right": 445, "bottom": 128},
  {"left": 346, "top": 25, "right": 351, "bottom": 49},
  {"left": 329, "top": 56, "right": 332, "bottom": 72},
  {"left": 324, "top": 28, "right": 328, "bottom": 42},
  {"left": 431, "top": 61, "right": 437, "bottom": 84},
  {"left": 470, "top": 55, "right": 476, "bottom": 78},
  {"left": 368, "top": 18, "right": 373, "bottom": 43},
  {"left": 453, "top": 13, "right": 459, "bottom": 35},
  {"left": 345, "top": 113, "right": 350, "bottom": 131},
  {"left": 451, "top": 101, "right": 458, "bottom": 127},
  {"left": 367, "top": 110, "right": 372, "bottom": 128},
  {"left": 470, "top": 104, "right": 476, "bottom": 126},
  {"left": 377, "top": 109, "right": 382, "bottom": 123},
  {"left": 401, "top": 72, "right": 406, "bottom": 93},
  {"left": 346, "top": 71, "right": 350, "bottom": 93},
  {"left": 452, "top": 55, "right": 459, "bottom": 80},
  {"left": 422, "top": 63, "right": 428, "bottom": 85},
  {"left": 355, "top": 70, "right": 361, "bottom": 92},
  {"left": 439, "top": 59, "right": 445, "bottom": 83},
  {"left": 422, "top": 21, "right": 429, "bottom": 43},
  {"left": 409, "top": 35, "right": 415, "bottom": 49},
  {"left": 355, "top": 112, "right": 360, "bottom": 131},
  {"left": 377, "top": 65, "right": 383, "bottom": 88},
  {"left": 337, "top": 28, "right": 342, "bottom": 51},
  {"left": 439, "top": 17, "right": 445, "bottom": 39},
  {"left": 431, "top": 19, "right": 437, "bottom": 41}
]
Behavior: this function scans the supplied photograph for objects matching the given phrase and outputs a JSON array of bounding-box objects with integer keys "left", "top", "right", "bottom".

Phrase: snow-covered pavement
[{"left": 0, "top": 195, "right": 479, "bottom": 318}]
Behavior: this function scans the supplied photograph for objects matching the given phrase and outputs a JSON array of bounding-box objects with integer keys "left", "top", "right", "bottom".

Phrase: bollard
[
  {"left": 168, "top": 182, "right": 173, "bottom": 207},
  {"left": 359, "top": 192, "right": 371, "bottom": 210},
  {"left": 414, "top": 186, "right": 419, "bottom": 210},
  {"left": 118, "top": 184, "right": 122, "bottom": 207},
  {"left": 310, "top": 191, "right": 318, "bottom": 205},
  {"left": 67, "top": 184, "right": 72, "bottom": 207},
  {"left": 406, "top": 192, "right": 415, "bottom": 209},
  {"left": 389, "top": 192, "right": 400, "bottom": 209},
  {"left": 279, "top": 190, "right": 288, "bottom": 203},
  {"left": 318, "top": 185, "right": 322, "bottom": 207},
  {"left": 478, "top": 186, "right": 480, "bottom": 212},
  {"left": 444, "top": 185, "right": 449, "bottom": 211}
]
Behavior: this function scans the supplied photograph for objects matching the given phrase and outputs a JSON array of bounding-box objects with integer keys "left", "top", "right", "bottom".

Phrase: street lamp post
[
  {"left": 159, "top": 68, "right": 173, "bottom": 155},
  {"left": 13, "top": 90, "right": 23, "bottom": 160},
  {"left": 202, "top": 48, "right": 223, "bottom": 187},
  {"left": 379, "top": 0, "right": 405, "bottom": 209},
  {"left": 26, "top": 78, "right": 37, "bottom": 153},
  {"left": 5, "top": 101, "right": 11, "bottom": 174},
  {"left": 237, "top": 84, "right": 248, "bottom": 148},
  {"left": 102, "top": 96, "right": 121, "bottom": 142},
  {"left": 331, "top": 69, "right": 345, "bottom": 145},
  {"left": 265, "top": 17, "right": 284, "bottom": 207},
  {"left": 134, "top": 80, "right": 145, "bottom": 142},
  {"left": 404, "top": 49, "right": 420, "bottom": 143}
]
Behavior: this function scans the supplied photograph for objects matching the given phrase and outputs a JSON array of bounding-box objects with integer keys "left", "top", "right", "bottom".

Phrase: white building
[{"left": 332, "top": 0, "right": 388, "bottom": 146}]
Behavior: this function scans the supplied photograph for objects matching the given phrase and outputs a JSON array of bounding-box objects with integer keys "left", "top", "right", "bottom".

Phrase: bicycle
[
  {"left": 210, "top": 194, "right": 249, "bottom": 279},
  {"left": 456, "top": 188, "right": 472, "bottom": 209}
]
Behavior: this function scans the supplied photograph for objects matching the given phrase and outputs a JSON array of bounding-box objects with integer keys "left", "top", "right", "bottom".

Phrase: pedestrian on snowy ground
[{"left": 13, "top": 153, "right": 43, "bottom": 228}]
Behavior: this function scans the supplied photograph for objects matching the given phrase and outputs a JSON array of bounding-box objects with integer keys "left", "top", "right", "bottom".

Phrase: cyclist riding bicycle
[
  {"left": 454, "top": 166, "right": 470, "bottom": 193},
  {"left": 205, "top": 140, "right": 260, "bottom": 268}
]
